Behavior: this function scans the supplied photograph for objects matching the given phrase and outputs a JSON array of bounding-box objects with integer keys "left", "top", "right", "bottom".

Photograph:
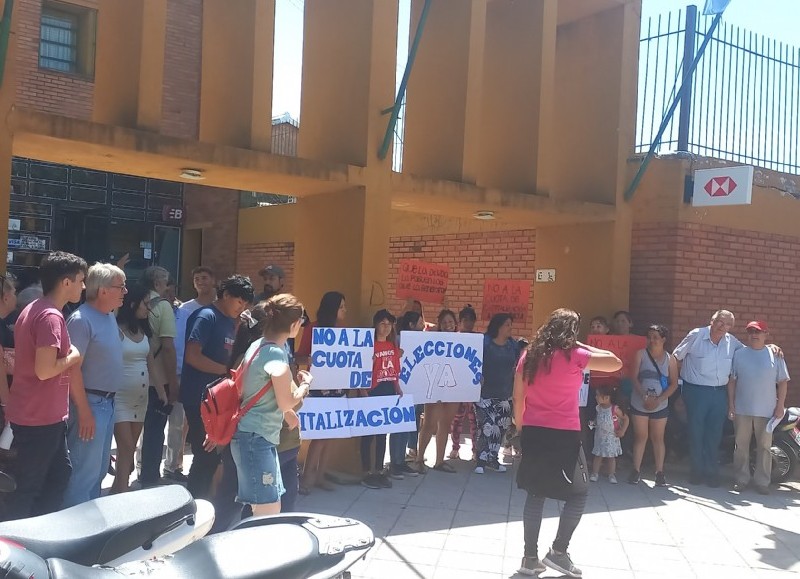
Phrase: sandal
[
  {"left": 414, "top": 461, "right": 428, "bottom": 474},
  {"left": 433, "top": 462, "right": 456, "bottom": 473}
]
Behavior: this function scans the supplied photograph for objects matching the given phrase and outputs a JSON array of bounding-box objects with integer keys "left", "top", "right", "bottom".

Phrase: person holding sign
[
  {"left": 513, "top": 309, "right": 622, "bottom": 578},
  {"left": 230, "top": 294, "right": 310, "bottom": 516},
  {"left": 414, "top": 309, "right": 460, "bottom": 473},
  {"left": 359, "top": 310, "right": 409, "bottom": 489},
  {"left": 628, "top": 325, "right": 679, "bottom": 487},
  {"left": 296, "top": 291, "right": 347, "bottom": 494},
  {"left": 450, "top": 305, "right": 478, "bottom": 461},
  {"left": 474, "top": 314, "right": 519, "bottom": 475},
  {"left": 398, "top": 311, "right": 426, "bottom": 462}
]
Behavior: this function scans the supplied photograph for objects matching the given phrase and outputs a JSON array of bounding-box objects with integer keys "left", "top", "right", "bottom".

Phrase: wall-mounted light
[
  {"left": 473, "top": 210, "right": 495, "bottom": 220},
  {"left": 179, "top": 168, "right": 205, "bottom": 180}
]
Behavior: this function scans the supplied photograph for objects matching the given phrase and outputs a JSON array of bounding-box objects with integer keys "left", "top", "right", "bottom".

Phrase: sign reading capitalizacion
[
  {"left": 396, "top": 259, "right": 450, "bottom": 304},
  {"left": 481, "top": 279, "right": 531, "bottom": 323},
  {"left": 692, "top": 165, "right": 753, "bottom": 207},
  {"left": 310, "top": 327, "right": 374, "bottom": 390},
  {"left": 398, "top": 331, "right": 483, "bottom": 403},
  {"left": 298, "top": 395, "right": 417, "bottom": 440}
]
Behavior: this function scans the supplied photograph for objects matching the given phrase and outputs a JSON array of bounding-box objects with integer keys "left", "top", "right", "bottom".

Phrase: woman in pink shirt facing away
[{"left": 513, "top": 309, "right": 621, "bottom": 578}]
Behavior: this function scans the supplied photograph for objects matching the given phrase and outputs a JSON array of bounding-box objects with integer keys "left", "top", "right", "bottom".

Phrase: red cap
[{"left": 746, "top": 321, "right": 769, "bottom": 332}]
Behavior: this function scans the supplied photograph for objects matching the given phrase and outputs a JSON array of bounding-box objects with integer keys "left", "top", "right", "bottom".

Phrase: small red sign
[
  {"left": 481, "top": 279, "right": 531, "bottom": 324},
  {"left": 704, "top": 176, "right": 738, "bottom": 197},
  {"left": 395, "top": 260, "right": 449, "bottom": 304}
]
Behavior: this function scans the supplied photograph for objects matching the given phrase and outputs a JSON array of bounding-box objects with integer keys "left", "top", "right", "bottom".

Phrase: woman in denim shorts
[{"left": 231, "top": 293, "right": 311, "bottom": 516}]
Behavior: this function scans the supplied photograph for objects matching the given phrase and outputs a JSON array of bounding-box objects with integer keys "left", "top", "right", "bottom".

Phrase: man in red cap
[{"left": 727, "top": 320, "right": 789, "bottom": 495}]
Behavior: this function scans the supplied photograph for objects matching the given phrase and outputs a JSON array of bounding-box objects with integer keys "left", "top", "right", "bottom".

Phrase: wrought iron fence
[{"left": 637, "top": 5, "right": 800, "bottom": 175}]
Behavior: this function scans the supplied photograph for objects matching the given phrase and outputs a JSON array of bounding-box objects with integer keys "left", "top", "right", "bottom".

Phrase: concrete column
[
  {"left": 199, "top": 0, "right": 275, "bottom": 150},
  {"left": 0, "top": 0, "right": 19, "bottom": 266},
  {"left": 298, "top": 0, "right": 398, "bottom": 166},
  {"left": 478, "top": 0, "right": 556, "bottom": 194},
  {"left": 402, "top": 0, "right": 485, "bottom": 182},
  {"left": 93, "top": 0, "right": 167, "bottom": 131}
]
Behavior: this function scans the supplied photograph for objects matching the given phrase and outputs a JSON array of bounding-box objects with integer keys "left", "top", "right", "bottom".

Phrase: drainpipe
[
  {"left": 377, "top": 0, "right": 433, "bottom": 161},
  {"left": 624, "top": 11, "right": 723, "bottom": 202},
  {"left": 0, "top": 0, "right": 13, "bottom": 89}
]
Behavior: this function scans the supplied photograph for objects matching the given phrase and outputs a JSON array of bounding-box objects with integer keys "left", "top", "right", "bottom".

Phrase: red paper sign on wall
[
  {"left": 396, "top": 260, "right": 450, "bottom": 304},
  {"left": 587, "top": 334, "right": 647, "bottom": 383},
  {"left": 481, "top": 279, "right": 531, "bottom": 324}
]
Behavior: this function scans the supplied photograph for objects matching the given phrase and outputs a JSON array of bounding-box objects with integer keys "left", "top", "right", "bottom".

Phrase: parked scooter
[
  {"left": 0, "top": 485, "right": 214, "bottom": 566},
  {"left": 766, "top": 407, "right": 800, "bottom": 483},
  {"left": 0, "top": 512, "right": 374, "bottom": 578}
]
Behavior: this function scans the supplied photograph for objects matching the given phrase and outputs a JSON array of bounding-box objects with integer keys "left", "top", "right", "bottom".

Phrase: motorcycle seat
[
  {"left": 46, "top": 516, "right": 374, "bottom": 579},
  {"left": 0, "top": 486, "right": 196, "bottom": 566}
]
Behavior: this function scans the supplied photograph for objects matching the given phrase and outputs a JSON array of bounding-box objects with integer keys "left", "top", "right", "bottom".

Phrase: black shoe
[
  {"left": 361, "top": 474, "right": 381, "bottom": 489},
  {"left": 654, "top": 471, "right": 667, "bottom": 487},
  {"left": 163, "top": 470, "right": 188, "bottom": 483},
  {"left": 377, "top": 472, "right": 393, "bottom": 488},
  {"left": 627, "top": 470, "right": 641, "bottom": 485}
]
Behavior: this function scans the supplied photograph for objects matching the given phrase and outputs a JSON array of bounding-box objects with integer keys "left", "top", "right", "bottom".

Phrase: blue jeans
[
  {"left": 389, "top": 432, "right": 409, "bottom": 466},
  {"left": 682, "top": 382, "right": 728, "bottom": 480},
  {"left": 279, "top": 446, "right": 300, "bottom": 513},
  {"left": 62, "top": 394, "right": 115, "bottom": 508},
  {"left": 140, "top": 387, "right": 172, "bottom": 486}
]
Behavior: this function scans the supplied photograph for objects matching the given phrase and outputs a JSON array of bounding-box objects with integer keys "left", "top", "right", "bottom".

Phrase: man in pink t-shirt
[{"left": 5, "top": 252, "right": 86, "bottom": 520}]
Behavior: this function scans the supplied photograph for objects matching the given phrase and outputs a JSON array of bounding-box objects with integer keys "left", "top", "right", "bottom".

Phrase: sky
[{"left": 271, "top": 0, "right": 800, "bottom": 121}]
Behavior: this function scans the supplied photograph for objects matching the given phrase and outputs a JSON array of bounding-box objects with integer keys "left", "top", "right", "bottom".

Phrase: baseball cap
[
  {"left": 259, "top": 264, "right": 285, "bottom": 278},
  {"left": 746, "top": 320, "right": 769, "bottom": 332}
]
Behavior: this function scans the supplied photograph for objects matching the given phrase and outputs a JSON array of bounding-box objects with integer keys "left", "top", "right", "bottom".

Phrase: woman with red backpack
[{"left": 229, "top": 294, "right": 311, "bottom": 516}]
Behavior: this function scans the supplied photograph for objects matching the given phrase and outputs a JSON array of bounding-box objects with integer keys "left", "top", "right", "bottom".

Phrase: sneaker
[
  {"left": 486, "top": 461, "right": 507, "bottom": 473},
  {"left": 163, "top": 470, "right": 188, "bottom": 483},
  {"left": 628, "top": 470, "right": 641, "bottom": 485},
  {"left": 655, "top": 471, "right": 667, "bottom": 487},
  {"left": 388, "top": 464, "right": 405, "bottom": 480},
  {"left": 377, "top": 472, "right": 393, "bottom": 488},
  {"left": 518, "top": 556, "right": 547, "bottom": 576},
  {"left": 502, "top": 446, "right": 514, "bottom": 458},
  {"left": 361, "top": 474, "right": 381, "bottom": 489},
  {"left": 474, "top": 466, "right": 485, "bottom": 474},
  {"left": 732, "top": 482, "right": 746, "bottom": 492},
  {"left": 396, "top": 463, "right": 419, "bottom": 477},
  {"left": 543, "top": 548, "right": 582, "bottom": 577},
  {"left": 608, "top": 474, "right": 618, "bottom": 484},
  {"left": 589, "top": 473, "right": 599, "bottom": 482},
  {"left": 449, "top": 449, "right": 460, "bottom": 460}
]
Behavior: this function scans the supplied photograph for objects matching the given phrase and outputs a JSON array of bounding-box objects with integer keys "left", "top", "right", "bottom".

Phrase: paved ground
[
  {"left": 293, "top": 445, "right": 800, "bottom": 579},
  {"left": 107, "top": 439, "right": 800, "bottom": 578}
]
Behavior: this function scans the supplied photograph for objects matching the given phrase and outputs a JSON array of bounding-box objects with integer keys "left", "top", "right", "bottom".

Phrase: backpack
[{"left": 201, "top": 341, "right": 273, "bottom": 446}]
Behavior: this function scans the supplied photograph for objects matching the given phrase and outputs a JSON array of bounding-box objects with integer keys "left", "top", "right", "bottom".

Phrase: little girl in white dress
[{"left": 590, "top": 387, "right": 629, "bottom": 484}]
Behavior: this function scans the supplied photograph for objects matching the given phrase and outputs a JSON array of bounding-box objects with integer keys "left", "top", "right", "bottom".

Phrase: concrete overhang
[
  {"left": 556, "top": 0, "right": 634, "bottom": 25},
  {"left": 8, "top": 107, "right": 356, "bottom": 196},
  {"left": 390, "top": 173, "right": 616, "bottom": 227}
]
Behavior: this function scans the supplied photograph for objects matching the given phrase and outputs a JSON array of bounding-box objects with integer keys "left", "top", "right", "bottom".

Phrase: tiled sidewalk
[{"left": 295, "top": 450, "right": 800, "bottom": 579}]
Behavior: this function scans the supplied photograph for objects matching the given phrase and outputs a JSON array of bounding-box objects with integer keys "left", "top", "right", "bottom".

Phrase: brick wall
[
  {"left": 161, "top": 0, "right": 201, "bottom": 139},
  {"left": 15, "top": 0, "right": 93, "bottom": 119},
  {"left": 236, "top": 241, "right": 295, "bottom": 296},
  {"left": 183, "top": 185, "right": 240, "bottom": 281},
  {"left": 631, "top": 221, "right": 800, "bottom": 402},
  {"left": 236, "top": 230, "right": 537, "bottom": 332}
]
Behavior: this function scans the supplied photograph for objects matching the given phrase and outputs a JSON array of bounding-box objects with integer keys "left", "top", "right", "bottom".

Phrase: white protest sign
[
  {"left": 297, "top": 395, "right": 417, "bottom": 440},
  {"left": 398, "top": 332, "right": 483, "bottom": 403},
  {"left": 310, "top": 327, "right": 375, "bottom": 389},
  {"left": 579, "top": 370, "right": 590, "bottom": 408}
]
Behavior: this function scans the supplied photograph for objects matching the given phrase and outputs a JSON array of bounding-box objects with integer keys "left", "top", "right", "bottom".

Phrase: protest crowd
[{"left": 0, "top": 252, "right": 791, "bottom": 578}]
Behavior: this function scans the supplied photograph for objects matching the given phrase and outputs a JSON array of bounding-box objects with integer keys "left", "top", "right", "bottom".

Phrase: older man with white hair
[{"left": 62, "top": 263, "right": 126, "bottom": 507}]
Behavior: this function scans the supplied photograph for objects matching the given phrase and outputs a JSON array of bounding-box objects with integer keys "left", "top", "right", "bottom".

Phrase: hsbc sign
[{"left": 692, "top": 165, "right": 753, "bottom": 207}]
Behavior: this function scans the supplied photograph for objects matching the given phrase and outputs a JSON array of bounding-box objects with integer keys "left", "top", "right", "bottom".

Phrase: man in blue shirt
[
  {"left": 62, "top": 263, "right": 126, "bottom": 507},
  {"left": 180, "top": 275, "right": 253, "bottom": 499}
]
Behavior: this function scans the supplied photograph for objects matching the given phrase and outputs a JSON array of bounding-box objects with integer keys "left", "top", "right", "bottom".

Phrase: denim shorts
[{"left": 230, "top": 431, "right": 285, "bottom": 505}]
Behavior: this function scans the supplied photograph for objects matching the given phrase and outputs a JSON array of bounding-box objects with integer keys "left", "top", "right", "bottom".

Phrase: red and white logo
[{"left": 704, "top": 176, "right": 738, "bottom": 197}]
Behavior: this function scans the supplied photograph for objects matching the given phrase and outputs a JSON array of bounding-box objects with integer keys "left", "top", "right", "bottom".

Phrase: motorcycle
[
  {"left": 0, "top": 512, "right": 374, "bottom": 578},
  {"left": 0, "top": 485, "right": 215, "bottom": 566},
  {"left": 765, "top": 407, "right": 800, "bottom": 483}
]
